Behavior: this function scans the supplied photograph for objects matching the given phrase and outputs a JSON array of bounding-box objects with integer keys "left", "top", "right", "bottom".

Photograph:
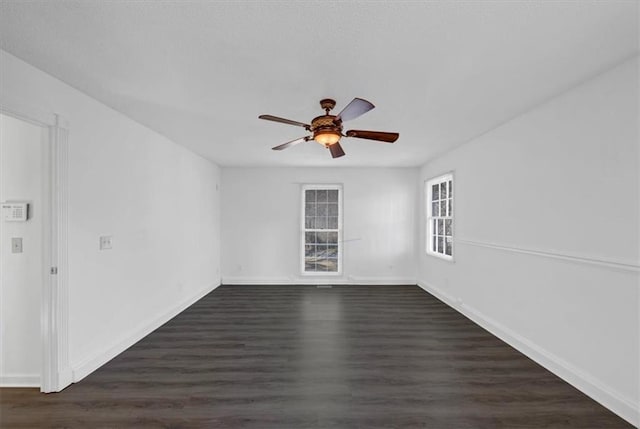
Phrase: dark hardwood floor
[{"left": 0, "top": 285, "right": 633, "bottom": 428}]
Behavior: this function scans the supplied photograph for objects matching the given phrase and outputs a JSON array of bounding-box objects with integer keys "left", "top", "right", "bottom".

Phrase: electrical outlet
[
  {"left": 11, "top": 237, "right": 23, "bottom": 253},
  {"left": 99, "top": 235, "right": 113, "bottom": 250}
]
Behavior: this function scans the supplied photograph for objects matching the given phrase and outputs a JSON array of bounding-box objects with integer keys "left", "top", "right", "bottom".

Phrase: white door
[{"left": 0, "top": 113, "right": 46, "bottom": 387}]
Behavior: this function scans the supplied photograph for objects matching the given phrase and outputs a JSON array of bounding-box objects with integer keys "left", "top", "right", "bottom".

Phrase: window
[
  {"left": 426, "top": 173, "right": 453, "bottom": 259},
  {"left": 302, "top": 185, "right": 342, "bottom": 274}
]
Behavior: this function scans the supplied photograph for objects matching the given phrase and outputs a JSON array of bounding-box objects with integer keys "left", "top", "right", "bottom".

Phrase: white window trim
[
  {"left": 300, "top": 184, "right": 343, "bottom": 276},
  {"left": 425, "top": 172, "right": 454, "bottom": 261}
]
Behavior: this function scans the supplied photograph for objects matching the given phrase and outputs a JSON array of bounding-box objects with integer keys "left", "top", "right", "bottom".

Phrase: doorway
[
  {"left": 0, "top": 113, "right": 46, "bottom": 387},
  {"left": 0, "top": 105, "right": 69, "bottom": 393}
]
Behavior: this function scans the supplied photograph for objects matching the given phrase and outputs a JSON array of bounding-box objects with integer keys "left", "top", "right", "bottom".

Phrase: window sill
[
  {"left": 426, "top": 251, "right": 455, "bottom": 263},
  {"left": 300, "top": 271, "right": 342, "bottom": 276}
]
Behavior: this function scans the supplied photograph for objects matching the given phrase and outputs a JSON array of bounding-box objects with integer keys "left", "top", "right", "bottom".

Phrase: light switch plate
[
  {"left": 12, "top": 237, "right": 23, "bottom": 253},
  {"left": 99, "top": 235, "right": 113, "bottom": 250}
]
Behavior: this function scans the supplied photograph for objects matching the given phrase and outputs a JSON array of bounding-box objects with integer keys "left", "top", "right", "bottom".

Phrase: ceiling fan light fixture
[{"left": 314, "top": 129, "right": 341, "bottom": 146}]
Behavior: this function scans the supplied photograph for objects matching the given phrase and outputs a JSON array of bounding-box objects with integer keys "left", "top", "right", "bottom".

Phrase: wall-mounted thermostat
[{"left": 2, "top": 202, "right": 29, "bottom": 222}]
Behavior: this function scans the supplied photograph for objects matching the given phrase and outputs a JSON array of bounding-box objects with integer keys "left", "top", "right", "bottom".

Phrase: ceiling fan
[{"left": 259, "top": 98, "right": 399, "bottom": 158}]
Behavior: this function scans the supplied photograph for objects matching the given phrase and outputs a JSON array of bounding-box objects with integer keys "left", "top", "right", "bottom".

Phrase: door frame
[{"left": 0, "top": 99, "right": 70, "bottom": 392}]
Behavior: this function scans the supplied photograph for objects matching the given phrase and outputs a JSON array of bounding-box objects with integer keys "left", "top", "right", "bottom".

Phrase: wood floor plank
[{"left": 0, "top": 285, "right": 633, "bottom": 428}]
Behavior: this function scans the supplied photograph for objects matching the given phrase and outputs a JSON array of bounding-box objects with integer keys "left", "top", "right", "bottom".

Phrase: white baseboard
[
  {"left": 71, "top": 283, "right": 220, "bottom": 383},
  {"left": 417, "top": 280, "right": 639, "bottom": 428},
  {"left": 222, "top": 276, "right": 291, "bottom": 285},
  {"left": 56, "top": 367, "right": 73, "bottom": 392},
  {"left": 346, "top": 276, "right": 417, "bottom": 285},
  {"left": 1, "top": 365, "right": 72, "bottom": 392},
  {"left": 222, "top": 276, "right": 416, "bottom": 285},
  {"left": 0, "top": 374, "right": 40, "bottom": 387}
]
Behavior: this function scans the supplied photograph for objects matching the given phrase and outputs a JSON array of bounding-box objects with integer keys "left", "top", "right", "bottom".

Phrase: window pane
[
  {"left": 307, "top": 244, "right": 325, "bottom": 261},
  {"left": 448, "top": 199, "right": 452, "bottom": 216},
  {"left": 328, "top": 203, "right": 338, "bottom": 216},
  {"left": 432, "top": 184, "right": 439, "bottom": 201},
  {"left": 445, "top": 237, "right": 452, "bottom": 256},
  {"left": 432, "top": 235, "right": 436, "bottom": 252},
  {"left": 305, "top": 232, "right": 316, "bottom": 244},
  {"left": 316, "top": 231, "right": 328, "bottom": 243},
  {"left": 317, "top": 189, "right": 328, "bottom": 202},
  {"left": 327, "top": 231, "right": 338, "bottom": 244},
  {"left": 445, "top": 219, "right": 452, "bottom": 236},
  {"left": 305, "top": 202, "right": 316, "bottom": 217},
  {"left": 440, "top": 182, "right": 447, "bottom": 199},
  {"left": 317, "top": 203, "right": 328, "bottom": 216},
  {"left": 432, "top": 219, "right": 436, "bottom": 234},
  {"left": 327, "top": 189, "right": 339, "bottom": 203},
  {"left": 437, "top": 236, "right": 444, "bottom": 253},
  {"left": 316, "top": 217, "right": 327, "bottom": 229},
  {"left": 325, "top": 258, "right": 338, "bottom": 272},
  {"left": 327, "top": 245, "right": 338, "bottom": 257},
  {"left": 448, "top": 180, "right": 452, "bottom": 197},
  {"left": 305, "top": 260, "right": 316, "bottom": 271},
  {"left": 327, "top": 217, "right": 338, "bottom": 229},
  {"left": 440, "top": 201, "right": 446, "bottom": 216},
  {"left": 432, "top": 202, "right": 438, "bottom": 217},
  {"left": 438, "top": 219, "right": 444, "bottom": 235},
  {"left": 316, "top": 244, "right": 328, "bottom": 258},
  {"left": 305, "top": 217, "right": 315, "bottom": 229},
  {"left": 312, "top": 260, "right": 324, "bottom": 272},
  {"left": 305, "top": 189, "right": 316, "bottom": 202}
]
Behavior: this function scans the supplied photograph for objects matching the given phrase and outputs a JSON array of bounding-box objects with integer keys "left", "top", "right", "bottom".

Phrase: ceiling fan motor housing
[{"left": 311, "top": 115, "right": 342, "bottom": 146}]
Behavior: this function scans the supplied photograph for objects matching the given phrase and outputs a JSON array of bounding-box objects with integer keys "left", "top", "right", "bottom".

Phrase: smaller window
[
  {"left": 301, "top": 184, "right": 342, "bottom": 275},
  {"left": 426, "top": 173, "right": 453, "bottom": 260}
]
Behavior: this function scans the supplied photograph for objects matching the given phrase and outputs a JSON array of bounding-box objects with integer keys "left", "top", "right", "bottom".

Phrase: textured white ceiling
[{"left": 0, "top": 1, "right": 637, "bottom": 167}]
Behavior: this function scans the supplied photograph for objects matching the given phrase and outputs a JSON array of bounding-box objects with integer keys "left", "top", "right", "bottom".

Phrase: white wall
[
  {"left": 417, "top": 58, "right": 639, "bottom": 425},
  {"left": 0, "top": 113, "right": 46, "bottom": 386},
  {"left": 0, "top": 50, "right": 222, "bottom": 385},
  {"left": 222, "top": 167, "right": 417, "bottom": 284}
]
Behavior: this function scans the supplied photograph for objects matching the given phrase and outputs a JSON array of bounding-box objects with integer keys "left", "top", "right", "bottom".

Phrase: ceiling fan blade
[
  {"left": 272, "top": 136, "right": 310, "bottom": 151},
  {"left": 345, "top": 130, "right": 399, "bottom": 143},
  {"left": 259, "top": 114, "right": 310, "bottom": 128},
  {"left": 335, "top": 98, "right": 375, "bottom": 122},
  {"left": 328, "top": 142, "right": 345, "bottom": 158}
]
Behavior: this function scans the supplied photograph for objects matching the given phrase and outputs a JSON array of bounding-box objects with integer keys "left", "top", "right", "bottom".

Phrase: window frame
[
  {"left": 425, "top": 173, "right": 454, "bottom": 261},
  {"left": 300, "top": 184, "right": 343, "bottom": 276}
]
